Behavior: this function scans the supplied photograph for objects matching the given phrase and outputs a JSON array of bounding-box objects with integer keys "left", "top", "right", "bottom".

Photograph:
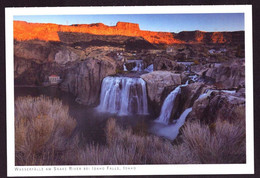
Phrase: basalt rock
[
  {"left": 14, "top": 56, "right": 65, "bottom": 85},
  {"left": 60, "top": 58, "right": 117, "bottom": 106},
  {"left": 14, "top": 40, "right": 59, "bottom": 63},
  {"left": 204, "top": 60, "right": 245, "bottom": 89},
  {"left": 125, "top": 62, "right": 136, "bottom": 71},
  {"left": 14, "top": 20, "right": 244, "bottom": 45},
  {"left": 14, "top": 39, "right": 118, "bottom": 106},
  {"left": 169, "top": 82, "right": 207, "bottom": 122},
  {"left": 153, "top": 57, "right": 185, "bottom": 71},
  {"left": 187, "top": 90, "right": 245, "bottom": 123},
  {"left": 54, "top": 49, "right": 79, "bottom": 65},
  {"left": 141, "top": 71, "right": 181, "bottom": 116}
]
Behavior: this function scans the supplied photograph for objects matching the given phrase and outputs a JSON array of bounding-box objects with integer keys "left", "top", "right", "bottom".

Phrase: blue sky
[{"left": 13, "top": 14, "right": 244, "bottom": 33}]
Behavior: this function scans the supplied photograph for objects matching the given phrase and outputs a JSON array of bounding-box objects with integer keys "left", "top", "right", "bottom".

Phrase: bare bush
[
  {"left": 15, "top": 96, "right": 245, "bottom": 165},
  {"left": 181, "top": 118, "right": 246, "bottom": 163},
  {"left": 15, "top": 95, "right": 77, "bottom": 165},
  {"left": 65, "top": 118, "right": 198, "bottom": 165}
]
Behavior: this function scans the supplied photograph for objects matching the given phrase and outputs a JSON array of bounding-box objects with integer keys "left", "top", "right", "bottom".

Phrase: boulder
[
  {"left": 141, "top": 71, "right": 181, "bottom": 115},
  {"left": 187, "top": 90, "right": 245, "bottom": 123},
  {"left": 60, "top": 58, "right": 116, "bottom": 106},
  {"left": 205, "top": 61, "right": 245, "bottom": 89},
  {"left": 195, "top": 60, "right": 245, "bottom": 89},
  {"left": 153, "top": 57, "right": 185, "bottom": 71}
]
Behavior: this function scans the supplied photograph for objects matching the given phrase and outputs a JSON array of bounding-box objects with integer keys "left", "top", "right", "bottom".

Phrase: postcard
[{"left": 5, "top": 5, "right": 253, "bottom": 176}]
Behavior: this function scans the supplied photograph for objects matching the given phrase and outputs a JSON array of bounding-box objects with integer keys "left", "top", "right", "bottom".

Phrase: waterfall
[
  {"left": 131, "top": 60, "right": 143, "bottom": 71},
  {"left": 188, "top": 75, "right": 199, "bottom": 82},
  {"left": 144, "top": 64, "right": 154, "bottom": 72},
  {"left": 154, "top": 108, "right": 192, "bottom": 140},
  {"left": 96, "top": 76, "right": 148, "bottom": 116},
  {"left": 155, "top": 81, "right": 188, "bottom": 124},
  {"left": 198, "top": 89, "right": 236, "bottom": 100},
  {"left": 198, "top": 89, "right": 213, "bottom": 100},
  {"left": 123, "top": 63, "right": 128, "bottom": 71}
]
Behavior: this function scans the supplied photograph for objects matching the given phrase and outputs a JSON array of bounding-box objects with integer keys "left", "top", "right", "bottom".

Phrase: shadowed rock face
[
  {"left": 141, "top": 71, "right": 182, "bottom": 116},
  {"left": 153, "top": 57, "right": 185, "bottom": 71},
  {"left": 14, "top": 20, "right": 244, "bottom": 45},
  {"left": 14, "top": 40, "right": 118, "bottom": 106},
  {"left": 13, "top": 20, "right": 245, "bottom": 111},
  {"left": 187, "top": 91, "right": 245, "bottom": 124},
  {"left": 204, "top": 60, "right": 245, "bottom": 89},
  {"left": 60, "top": 58, "right": 117, "bottom": 106}
]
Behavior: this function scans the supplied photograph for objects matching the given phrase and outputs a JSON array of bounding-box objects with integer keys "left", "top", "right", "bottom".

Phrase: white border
[{"left": 5, "top": 5, "right": 254, "bottom": 176}]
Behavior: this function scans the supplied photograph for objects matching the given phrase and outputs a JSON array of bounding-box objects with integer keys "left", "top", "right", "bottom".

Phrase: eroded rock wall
[
  {"left": 14, "top": 21, "right": 244, "bottom": 45},
  {"left": 14, "top": 40, "right": 117, "bottom": 106}
]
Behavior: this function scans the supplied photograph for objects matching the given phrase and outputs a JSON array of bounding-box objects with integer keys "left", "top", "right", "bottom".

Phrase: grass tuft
[
  {"left": 15, "top": 96, "right": 246, "bottom": 165},
  {"left": 182, "top": 119, "right": 246, "bottom": 163},
  {"left": 15, "top": 95, "right": 77, "bottom": 165}
]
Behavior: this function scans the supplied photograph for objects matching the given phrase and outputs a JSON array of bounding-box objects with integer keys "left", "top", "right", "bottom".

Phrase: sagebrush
[
  {"left": 15, "top": 96, "right": 246, "bottom": 165},
  {"left": 15, "top": 95, "right": 77, "bottom": 165}
]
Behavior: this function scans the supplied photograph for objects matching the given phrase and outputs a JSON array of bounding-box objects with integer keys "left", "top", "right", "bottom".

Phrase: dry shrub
[
  {"left": 182, "top": 118, "right": 246, "bottom": 163},
  {"left": 15, "top": 95, "right": 77, "bottom": 165},
  {"left": 15, "top": 96, "right": 246, "bottom": 165},
  {"left": 64, "top": 117, "right": 245, "bottom": 165},
  {"left": 132, "top": 120, "right": 149, "bottom": 136},
  {"left": 65, "top": 118, "right": 198, "bottom": 165}
]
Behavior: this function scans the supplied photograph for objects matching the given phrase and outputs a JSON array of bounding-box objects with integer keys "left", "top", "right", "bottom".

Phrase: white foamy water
[
  {"left": 123, "top": 63, "right": 128, "bottom": 71},
  {"left": 198, "top": 89, "right": 236, "bottom": 100},
  {"left": 150, "top": 108, "right": 192, "bottom": 140},
  {"left": 131, "top": 60, "right": 143, "bottom": 71},
  {"left": 144, "top": 64, "right": 154, "bottom": 73},
  {"left": 155, "top": 81, "right": 189, "bottom": 124},
  {"left": 96, "top": 76, "right": 148, "bottom": 116}
]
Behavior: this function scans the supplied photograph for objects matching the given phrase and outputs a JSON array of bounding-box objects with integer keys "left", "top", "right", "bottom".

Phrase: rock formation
[
  {"left": 13, "top": 20, "right": 245, "bottom": 115},
  {"left": 187, "top": 90, "right": 245, "bottom": 123},
  {"left": 14, "top": 21, "right": 244, "bottom": 45},
  {"left": 60, "top": 58, "right": 116, "bottom": 105},
  {"left": 141, "top": 71, "right": 181, "bottom": 115},
  {"left": 14, "top": 39, "right": 118, "bottom": 105},
  {"left": 204, "top": 60, "right": 245, "bottom": 89},
  {"left": 153, "top": 57, "right": 185, "bottom": 71}
]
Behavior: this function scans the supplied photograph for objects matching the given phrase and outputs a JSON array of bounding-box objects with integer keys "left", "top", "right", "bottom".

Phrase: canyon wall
[{"left": 14, "top": 21, "right": 244, "bottom": 45}]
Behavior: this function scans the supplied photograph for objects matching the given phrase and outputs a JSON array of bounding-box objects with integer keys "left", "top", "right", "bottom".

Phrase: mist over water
[
  {"left": 14, "top": 86, "right": 152, "bottom": 144},
  {"left": 150, "top": 108, "right": 192, "bottom": 140},
  {"left": 96, "top": 76, "right": 148, "bottom": 116},
  {"left": 15, "top": 74, "right": 193, "bottom": 143},
  {"left": 155, "top": 81, "right": 189, "bottom": 125}
]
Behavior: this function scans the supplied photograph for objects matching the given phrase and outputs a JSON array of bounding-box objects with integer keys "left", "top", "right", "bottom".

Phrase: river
[{"left": 15, "top": 86, "right": 152, "bottom": 144}]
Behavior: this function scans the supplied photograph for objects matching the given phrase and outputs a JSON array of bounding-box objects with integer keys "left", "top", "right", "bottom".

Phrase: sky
[{"left": 13, "top": 14, "right": 244, "bottom": 33}]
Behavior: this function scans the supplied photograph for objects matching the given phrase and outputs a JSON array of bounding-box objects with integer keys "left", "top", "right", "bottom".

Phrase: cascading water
[
  {"left": 96, "top": 76, "right": 148, "bottom": 116},
  {"left": 152, "top": 108, "right": 192, "bottom": 140},
  {"left": 131, "top": 60, "right": 143, "bottom": 71},
  {"left": 144, "top": 64, "right": 153, "bottom": 72},
  {"left": 123, "top": 63, "right": 128, "bottom": 71},
  {"left": 155, "top": 81, "right": 189, "bottom": 125},
  {"left": 198, "top": 89, "right": 236, "bottom": 100}
]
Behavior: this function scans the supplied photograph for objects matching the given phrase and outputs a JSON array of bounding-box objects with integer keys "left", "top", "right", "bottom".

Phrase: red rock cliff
[{"left": 13, "top": 21, "right": 243, "bottom": 45}]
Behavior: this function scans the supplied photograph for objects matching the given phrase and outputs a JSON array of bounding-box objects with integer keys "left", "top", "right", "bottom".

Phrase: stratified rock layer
[{"left": 14, "top": 21, "right": 244, "bottom": 45}]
